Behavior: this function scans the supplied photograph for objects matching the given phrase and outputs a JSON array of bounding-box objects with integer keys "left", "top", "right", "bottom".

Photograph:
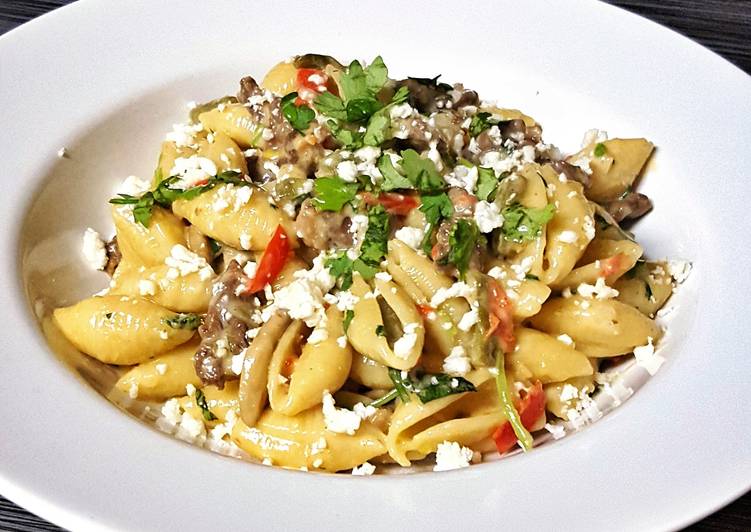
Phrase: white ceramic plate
[{"left": 1, "top": 0, "right": 749, "bottom": 530}]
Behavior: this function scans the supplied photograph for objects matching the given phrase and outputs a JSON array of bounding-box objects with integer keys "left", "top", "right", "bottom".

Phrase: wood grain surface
[{"left": 0, "top": 1, "right": 749, "bottom": 531}]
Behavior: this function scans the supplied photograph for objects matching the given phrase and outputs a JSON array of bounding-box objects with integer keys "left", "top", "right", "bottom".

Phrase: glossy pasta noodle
[{"left": 58, "top": 54, "right": 691, "bottom": 474}]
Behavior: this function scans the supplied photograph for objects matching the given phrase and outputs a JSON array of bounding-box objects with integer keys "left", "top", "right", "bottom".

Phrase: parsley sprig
[
  {"left": 387, "top": 368, "right": 476, "bottom": 404},
  {"left": 281, "top": 92, "right": 315, "bottom": 133},
  {"left": 195, "top": 389, "right": 218, "bottom": 422},
  {"left": 313, "top": 56, "right": 409, "bottom": 149},
  {"left": 325, "top": 205, "right": 390, "bottom": 288},
  {"left": 110, "top": 171, "right": 248, "bottom": 227},
  {"left": 500, "top": 203, "right": 556, "bottom": 243},
  {"left": 163, "top": 313, "right": 201, "bottom": 330}
]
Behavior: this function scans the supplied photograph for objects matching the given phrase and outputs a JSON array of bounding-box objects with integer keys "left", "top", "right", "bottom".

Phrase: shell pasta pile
[{"left": 55, "top": 55, "right": 689, "bottom": 474}]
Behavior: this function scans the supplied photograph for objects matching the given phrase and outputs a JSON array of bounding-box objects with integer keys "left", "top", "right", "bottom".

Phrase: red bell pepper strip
[
  {"left": 244, "top": 225, "right": 290, "bottom": 294},
  {"left": 492, "top": 381, "right": 545, "bottom": 454},
  {"left": 486, "top": 278, "right": 516, "bottom": 353},
  {"left": 361, "top": 192, "right": 420, "bottom": 216},
  {"left": 599, "top": 253, "right": 626, "bottom": 278}
]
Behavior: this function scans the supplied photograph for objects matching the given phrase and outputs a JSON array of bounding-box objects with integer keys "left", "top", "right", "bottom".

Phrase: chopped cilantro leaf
[
  {"left": 387, "top": 368, "right": 477, "bottom": 404},
  {"left": 401, "top": 149, "right": 444, "bottom": 192},
  {"left": 419, "top": 192, "right": 453, "bottom": 227},
  {"left": 363, "top": 113, "right": 390, "bottom": 146},
  {"left": 375, "top": 324, "right": 386, "bottom": 336},
  {"left": 378, "top": 154, "right": 413, "bottom": 191},
  {"left": 390, "top": 85, "right": 410, "bottom": 105},
  {"left": 500, "top": 203, "right": 556, "bottom": 243},
  {"left": 327, "top": 120, "right": 363, "bottom": 149},
  {"left": 163, "top": 313, "right": 201, "bottom": 330},
  {"left": 365, "top": 56, "right": 388, "bottom": 93},
  {"left": 475, "top": 166, "right": 498, "bottom": 201},
  {"left": 343, "top": 309, "right": 355, "bottom": 333},
  {"left": 195, "top": 389, "right": 217, "bottom": 421},
  {"left": 312, "top": 177, "right": 359, "bottom": 211},
  {"left": 594, "top": 142, "right": 607, "bottom": 157},
  {"left": 325, "top": 252, "right": 356, "bottom": 290},
  {"left": 314, "top": 92, "right": 347, "bottom": 120},
  {"left": 359, "top": 205, "right": 390, "bottom": 265},
  {"left": 281, "top": 92, "right": 315, "bottom": 133},
  {"left": 525, "top": 273, "right": 540, "bottom": 281},
  {"left": 447, "top": 219, "right": 479, "bottom": 277},
  {"left": 346, "top": 97, "right": 382, "bottom": 123},
  {"left": 468, "top": 112, "right": 502, "bottom": 137}
]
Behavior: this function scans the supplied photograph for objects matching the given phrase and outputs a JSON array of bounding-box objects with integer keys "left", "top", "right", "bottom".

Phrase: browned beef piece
[
  {"left": 604, "top": 192, "right": 653, "bottom": 222},
  {"left": 294, "top": 198, "right": 353, "bottom": 251},
  {"left": 237, "top": 76, "right": 323, "bottom": 180},
  {"left": 549, "top": 160, "right": 591, "bottom": 188},
  {"left": 194, "top": 260, "right": 254, "bottom": 389},
  {"left": 103, "top": 236, "right": 121, "bottom": 276}
]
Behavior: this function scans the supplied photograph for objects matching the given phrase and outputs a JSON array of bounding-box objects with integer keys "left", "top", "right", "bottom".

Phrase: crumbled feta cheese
[
  {"left": 666, "top": 260, "right": 692, "bottom": 284},
  {"left": 559, "top": 384, "right": 580, "bottom": 401},
  {"left": 170, "top": 155, "right": 217, "bottom": 189},
  {"left": 82, "top": 228, "right": 108, "bottom": 270},
  {"left": 352, "top": 462, "right": 376, "bottom": 475},
  {"left": 393, "top": 322, "right": 420, "bottom": 359},
  {"left": 321, "top": 390, "right": 361, "bottom": 435},
  {"left": 442, "top": 346, "right": 472, "bottom": 376},
  {"left": 336, "top": 335, "right": 347, "bottom": 348},
  {"left": 165, "top": 244, "right": 214, "bottom": 281},
  {"left": 430, "top": 282, "right": 475, "bottom": 307},
  {"left": 308, "top": 325, "right": 328, "bottom": 345},
  {"left": 271, "top": 253, "right": 335, "bottom": 332},
  {"left": 165, "top": 122, "right": 204, "bottom": 148},
  {"left": 576, "top": 277, "right": 619, "bottom": 299},
  {"left": 333, "top": 290, "right": 359, "bottom": 312},
  {"left": 375, "top": 271, "right": 392, "bottom": 282},
  {"left": 582, "top": 216, "right": 595, "bottom": 241},
  {"left": 433, "top": 441, "right": 474, "bottom": 471},
  {"left": 457, "top": 308, "right": 479, "bottom": 332},
  {"left": 155, "top": 363, "right": 168, "bottom": 375},
  {"left": 581, "top": 129, "right": 608, "bottom": 147},
  {"left": 544, "top": 423, "right": 566, "bottom": 440},
  {"left": 394, "top": 226, "right": 425, "bottom": 250},
  {"left": 137, "top": 279, "right": 157, "bottom": 296},
  {"left": 389, "top": 103, "right": 414, "bottom": 119},
  {"left": 633, "top": 337, "right": 664, "bottom": 376},
  {"left": 116, "top": 175, "right": 151, "bottom": 197},
  {"left": 161, "top": 398, "right": 182, "bottom": 425},
  {"left": 348, "top": 214, "right": 369, "bottom": 259},
  {"left": 230, "top": 352, "right": 245, "bottom": 375},
  {"left": 353, "top": 402, "right": 377, "bottom": 420},
  {"left": 473, "top": 201, "right": 504, "bottom": 233},
  {"left": 558, "top": 230, "right": 578, "bottom": 244},
  {"left": 336, "top": 160, "right": 358, "bottom": 182},
  {"left": 444, "top": 164, "right": 478, "bottom": 194}
]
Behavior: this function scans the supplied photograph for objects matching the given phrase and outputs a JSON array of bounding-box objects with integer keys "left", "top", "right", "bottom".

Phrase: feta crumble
[
  {"left": 352, "top": 462, "right": 376, "bottom": 475},
  {"left": 433, "top": 441, "right": 474, "bottom": 472},
  {"left": 430, "top": 282, "right": 475, "bottom": 307},
  {"left": 473, "top": 201, "right": 504, "bottom": 233},
  {"left": 576, "top": 277, "right": 619, "bottom": 299},
  {"left": 82, "top": 228, "right": 108, "bottom": 270},
  {"left": 394, "top": 226, "right": 425, "bottom": 250},
  {"left": 321, "top": 390, "right": 361, "bottom": 435},
  {"left": 165, "top": 244, "right": 214, "bottom": 281},
  {"left": 442, "top": 346, "right": 472, "bottom": 376},
  {"left": 393, "top": 322, "right": 421, "bottom": 359},
  {"left": 633, "top": 337, "right": 664, "bottom": 376}
]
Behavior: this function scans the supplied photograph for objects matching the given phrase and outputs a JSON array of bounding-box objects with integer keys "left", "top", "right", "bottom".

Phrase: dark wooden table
[{"left": 1, "top": 1, "right": 749, "bottom": 530}]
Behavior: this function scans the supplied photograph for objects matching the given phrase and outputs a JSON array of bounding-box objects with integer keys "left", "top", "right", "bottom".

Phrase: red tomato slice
[
  {"left": 361, "top": 192, "right": 420, "bottom": 216},
  {"left": 599, "top": 253, "right": 626, "bottom": 277},
  {"left": 244, "top": 225, "right": 290, "bottom": 294},
  {"left": 486, "top": 278, "right": 516, "bottom": 353},
  {"left": 416, "top": 304, "right": 435, "bottom": 319},
  {"left": 492, "top": 381, "right": 545, "bottom": 454}
]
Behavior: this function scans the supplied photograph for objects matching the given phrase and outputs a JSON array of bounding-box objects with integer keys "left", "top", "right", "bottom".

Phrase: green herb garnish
[
  {"left": 312, "top": 176, "right": 359, "bottom": 211},
  {"left": 343, "top": 309, "right": 355, "bottom": 333},
  {"left": 401, "top": 149, "right": 444, "bottom": 192},
  {"left": 495, "top": 350, "right": 533, "bottom": 451},
  {"left": 378, "top": 154, "right": 413, "bottom": 191},
  {"left": 476, "top": 166, "right": 500, "bottom": 201},
  {"left": 375, "top": 325, "right": 386, "bottom": 336},
  {"left": 593, "top": 142, "right": 607, "bottom": 157},
  {"left": 387, "top": 368, "right": 477, "bottom": 404},
  {"left": 110, "top": 171, "right": 247, "bottom": 227},
  {"left": 367, "top": 388, "right": 399, "bottom": 408},
  {"left": 163, "top": 313, "right": 201, "bottom": 330},
  {"left": 446, "top": 219, "right": 479, "bottom": 277},
  {"left": 468, "top": 112, "right": 502, "bottom": 137},
  {"left": 195, "top": 389, "right": 217, "bottom": 422},
  {"left": 500, "top": 203, "right": 556, "bottom": 243},
  {"left": 280, "top": 92, "right": 315, "bottom": 133}
]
